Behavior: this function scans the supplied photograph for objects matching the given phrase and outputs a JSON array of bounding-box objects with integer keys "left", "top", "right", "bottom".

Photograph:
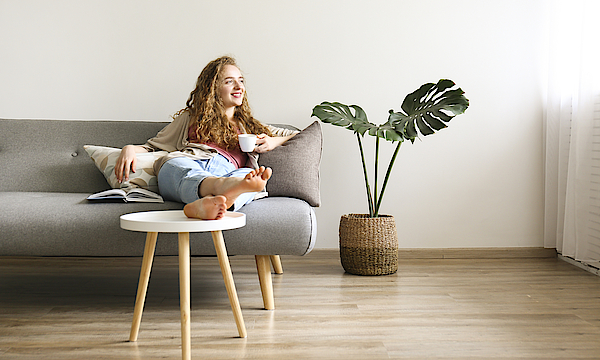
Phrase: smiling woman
[{"left": 113, "top": 56, "right": 298, "bottom": 220}]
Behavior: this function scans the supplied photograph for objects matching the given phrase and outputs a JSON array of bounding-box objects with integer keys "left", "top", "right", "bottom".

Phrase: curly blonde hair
[{"left": 183, "top": 56, "right": 272, "bottom": 150}]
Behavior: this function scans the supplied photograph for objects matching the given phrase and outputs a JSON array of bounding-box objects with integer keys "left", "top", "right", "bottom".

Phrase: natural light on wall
[{"left": 544, "top": 0, "right": 600, "bottom": 269}]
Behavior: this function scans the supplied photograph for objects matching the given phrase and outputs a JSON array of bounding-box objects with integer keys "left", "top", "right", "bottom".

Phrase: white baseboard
[
  {"left": 558, "top": 254, "right": 600, "bottom": 276},
  {"left": 311, "top": 247, "right": 557, "bottom": 259}
]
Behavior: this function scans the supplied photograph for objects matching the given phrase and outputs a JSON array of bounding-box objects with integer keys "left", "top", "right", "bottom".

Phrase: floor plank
[{"left": 0, "top": 250, "right": 599, "bottom": 359}]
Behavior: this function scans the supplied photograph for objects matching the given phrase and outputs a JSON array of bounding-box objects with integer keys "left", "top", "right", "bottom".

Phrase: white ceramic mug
[{"left": 238, "top": 134, "right": 257, "bottom": 152}]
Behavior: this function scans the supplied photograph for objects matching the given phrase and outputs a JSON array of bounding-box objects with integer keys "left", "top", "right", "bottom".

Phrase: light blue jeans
[{"left": 157, "top": 155, "right": 256, "bottom": 211}]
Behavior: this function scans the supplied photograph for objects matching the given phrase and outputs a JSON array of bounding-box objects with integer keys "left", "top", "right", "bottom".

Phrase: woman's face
[{"left": 219, "top": 65, "right": 245, "bottom": 109}]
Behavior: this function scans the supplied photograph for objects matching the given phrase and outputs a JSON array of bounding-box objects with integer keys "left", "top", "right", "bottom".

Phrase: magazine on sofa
[{"left": 87, "top": 188, "right": 164, "bottom": 203}]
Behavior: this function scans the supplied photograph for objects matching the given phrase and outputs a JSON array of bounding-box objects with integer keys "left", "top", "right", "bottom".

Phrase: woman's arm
[
  {"left": 115, "top": 145, "right": 149, "bottom": 183},
  {"left": 114, "top": 111, "right": 191, "bottom": 182},
  {"left": 254, "top": 133, "right": 296, "bottom": 153}
]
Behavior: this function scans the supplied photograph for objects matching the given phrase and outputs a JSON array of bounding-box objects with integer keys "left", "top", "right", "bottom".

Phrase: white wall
[{"left": 0, "top": 0, "right": 548, "bottom": 249}]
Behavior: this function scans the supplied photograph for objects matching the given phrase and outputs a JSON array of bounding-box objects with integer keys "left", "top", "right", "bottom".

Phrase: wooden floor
[{"left": 0, "top": 249, "right": 599, "bottom": 359}]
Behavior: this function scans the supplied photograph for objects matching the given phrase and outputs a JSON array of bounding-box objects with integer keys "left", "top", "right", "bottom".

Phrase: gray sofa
[{"left": 0, "top": 119, "right": 321, "bottom": 257}]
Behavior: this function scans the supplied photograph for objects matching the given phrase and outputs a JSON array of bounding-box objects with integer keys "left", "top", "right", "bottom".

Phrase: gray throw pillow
[{"left": 259, "top": 121, "right": 322, "bottom": 207}]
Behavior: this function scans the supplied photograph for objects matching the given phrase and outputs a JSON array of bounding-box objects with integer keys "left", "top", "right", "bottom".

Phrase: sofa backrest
[{"left": 0, "top": 119, "right": 168, "bottom": 193}]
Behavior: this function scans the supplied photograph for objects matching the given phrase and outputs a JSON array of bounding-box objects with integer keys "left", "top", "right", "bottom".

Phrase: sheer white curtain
[{"left": 544, "top": 0, "right": 600, "bottom": 268}]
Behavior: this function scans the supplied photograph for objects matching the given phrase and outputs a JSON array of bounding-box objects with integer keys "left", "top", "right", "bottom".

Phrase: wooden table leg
[
  {"left": 211, "top": 230, "right": 247, "bottom": 338},
  {"left": 255, "top": 255, "right": 275, "bottom": 310},
  {"left": 178, "top": 232, "right": 191, "bottom": 360},
  {"left": 130, "top": 231, "right": 158, "bottom": 342}
]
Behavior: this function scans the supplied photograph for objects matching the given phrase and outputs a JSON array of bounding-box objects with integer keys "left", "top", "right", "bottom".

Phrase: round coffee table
[{"left": 120, "top": 210, "right": 247, "bottom": 360}]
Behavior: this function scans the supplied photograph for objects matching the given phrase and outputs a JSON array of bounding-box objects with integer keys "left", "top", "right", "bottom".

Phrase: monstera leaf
[
  {"left": 388, "top": 79, "right": 469, "bottom": 142},
  {"left": 311, "top": 102, "right": 376, "bottom": 136},
  {"left": 311, "top": 102, "right": 404, "bottom": 142}
]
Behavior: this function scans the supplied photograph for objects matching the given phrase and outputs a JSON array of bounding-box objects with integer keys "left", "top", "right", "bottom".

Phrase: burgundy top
[{"left": 187, "top": 124, "right": 248, "bottom": 169}]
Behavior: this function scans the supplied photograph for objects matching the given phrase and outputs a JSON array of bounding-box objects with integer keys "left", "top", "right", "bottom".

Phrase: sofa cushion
[
  {"left": 259, "top": 121, "right": 322, "bottom": 207},
  {"left": 0, "top": 192, "right": 315, "bottom": 256},
  {"left": 84, "top": 145, "right": 168, "bottom": 193}
]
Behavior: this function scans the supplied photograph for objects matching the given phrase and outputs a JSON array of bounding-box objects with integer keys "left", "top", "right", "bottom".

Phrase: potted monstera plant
[{"left": 312, "top": 79, "right": 469, "bottom": 275}]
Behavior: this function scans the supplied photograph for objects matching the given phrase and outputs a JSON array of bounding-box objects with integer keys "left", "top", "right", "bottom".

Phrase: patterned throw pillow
[{"left": 84, "top": 145, "right": 168, "bottom": 193}]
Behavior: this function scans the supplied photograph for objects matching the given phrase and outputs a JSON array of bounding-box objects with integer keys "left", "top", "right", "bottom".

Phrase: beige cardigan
[{"left": 143, "top": 111, "right": 297, "bottom": 174}]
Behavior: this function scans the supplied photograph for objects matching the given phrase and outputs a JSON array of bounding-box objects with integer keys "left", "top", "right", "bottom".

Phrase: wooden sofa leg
[
  {"left": 270, "top": 255, "right": 283, "bottom": 274},
  {"left": 255, "top": 255, "right": 275, "bottom": 310}
]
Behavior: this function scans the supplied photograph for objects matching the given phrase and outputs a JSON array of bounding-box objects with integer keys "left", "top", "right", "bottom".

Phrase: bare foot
[
  {"left": 200, "top": 166, "right": 272, "bottom": 209},
  {"left": 183, "top": 195, "right": 227, "bottom": 220}
]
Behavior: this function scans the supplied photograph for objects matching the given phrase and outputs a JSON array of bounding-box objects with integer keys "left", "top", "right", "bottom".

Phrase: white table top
[{"left": 120, "top": 210, "right": 246, "bottom": 233}]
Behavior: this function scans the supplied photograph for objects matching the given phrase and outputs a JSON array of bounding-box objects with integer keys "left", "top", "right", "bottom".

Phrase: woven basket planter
[{"left": 339, "top": 214, "right": 398, "bottom": 275}]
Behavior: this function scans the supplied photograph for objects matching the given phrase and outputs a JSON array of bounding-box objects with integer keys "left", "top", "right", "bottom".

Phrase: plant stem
[
  {"left": 374, "top": 136, "right": 379, "bottom": 214},
  {"left": 357, "top": 132, "right": 375, "bottom": 217},
  {"left": 374, "top": 141, "right": 402, "bottom": 217}
]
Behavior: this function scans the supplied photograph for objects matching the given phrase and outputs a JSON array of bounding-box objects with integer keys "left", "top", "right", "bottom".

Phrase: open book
[{"left": 87, "top": 187, "right": 164, "bottom": 203}]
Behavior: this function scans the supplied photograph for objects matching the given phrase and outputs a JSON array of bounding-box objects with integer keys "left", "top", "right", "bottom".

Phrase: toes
[
  {"left": 262, "top": 167, "right": 272, "bottom": 180},
  {"left": 245, "top": 168, "right": 264, "bottom": 179}
]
